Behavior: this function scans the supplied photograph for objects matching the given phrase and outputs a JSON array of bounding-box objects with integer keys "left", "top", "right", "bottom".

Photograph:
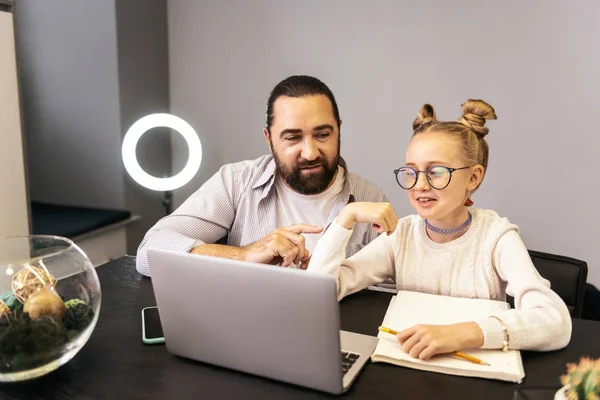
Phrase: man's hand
[
  {"left": 298, "top": 255, "right": 311, "bottom": 270},
  {"left": 336, "top": 202, "right": 398, "bottom": 234},
  {"left": 396, "top": 322, "right": 484, "bottom": 360},
  {"left": 242, "top": 224, "right": 323, "bottom": 267}
]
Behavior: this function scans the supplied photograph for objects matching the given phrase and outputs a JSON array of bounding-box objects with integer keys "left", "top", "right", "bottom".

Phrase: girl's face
[{"left": 403, "top": 132, "right": 484, "bottom": 224}]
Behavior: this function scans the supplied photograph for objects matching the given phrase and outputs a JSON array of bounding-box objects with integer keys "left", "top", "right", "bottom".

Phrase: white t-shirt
[{"left": 275, "top": 166, "right": 345, "bottom": 255}]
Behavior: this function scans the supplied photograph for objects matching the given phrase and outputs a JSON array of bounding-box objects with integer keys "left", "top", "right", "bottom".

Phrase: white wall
[
  {"left": 168, "top": 0, "right": 600, "bottom": 285},
  {"left": 0, "top": 10, "right": 29, "bottom": 237}
]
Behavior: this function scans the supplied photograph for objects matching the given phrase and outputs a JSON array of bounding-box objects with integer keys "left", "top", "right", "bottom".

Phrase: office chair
[
  {"left": 583, "top": 284, "right": 600, "bottom": 321},
  {"left": 507, "top": 250, "right": 588, "bottom": 318}
]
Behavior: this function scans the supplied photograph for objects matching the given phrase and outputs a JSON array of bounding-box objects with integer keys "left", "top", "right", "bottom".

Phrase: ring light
[{"left": 122, "top": 113, "right": 202, "bottom": 192}]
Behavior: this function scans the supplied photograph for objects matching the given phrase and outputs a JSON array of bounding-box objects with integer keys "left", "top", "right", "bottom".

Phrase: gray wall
[
  {"left": 15, "top": 0, "right": 171, "bottom": 253},
  {"left": 116, "top": 0, "right": 172, "bottom": 252},
  {"left": 16, "top": 0, "right": 124, "bottom": 209},
  {"left": 168, "top": 0, "right": 600, "bottom": 285}
]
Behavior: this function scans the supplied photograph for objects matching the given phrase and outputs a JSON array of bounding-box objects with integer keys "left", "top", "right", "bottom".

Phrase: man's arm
[
  {"left": 136, "top": 165, "right": 238, "bottom": 276},
  {"left": 191, "top": 224, "right": 324, "bottom": 267},
  {"left": 190, "top": 243, "right": 247, "bottom": 260},
  {"left": 136, "top": 163, "right": 324, "bottom": 275}
]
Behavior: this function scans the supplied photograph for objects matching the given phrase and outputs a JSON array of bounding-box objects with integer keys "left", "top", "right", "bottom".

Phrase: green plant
[{"left": 560, "top": 356, "right": 600, "bottom": 400}]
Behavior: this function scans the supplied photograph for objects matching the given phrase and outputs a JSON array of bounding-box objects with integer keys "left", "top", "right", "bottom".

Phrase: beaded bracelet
[{"left": 490, "top": 316, "right": 510, "bottom": 351}]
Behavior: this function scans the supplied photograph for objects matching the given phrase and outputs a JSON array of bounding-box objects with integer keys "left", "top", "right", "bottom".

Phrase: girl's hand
[
  {"left": 336, "top": 202, "right": 398, "bottom": 234},
  {"left": 396, "top": 322, "right": 484, "bottom": 360}
]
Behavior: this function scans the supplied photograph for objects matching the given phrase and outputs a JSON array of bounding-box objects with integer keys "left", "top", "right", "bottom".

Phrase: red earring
[{"left": 464, "top": 198, "right": 474, "bottom": 207}]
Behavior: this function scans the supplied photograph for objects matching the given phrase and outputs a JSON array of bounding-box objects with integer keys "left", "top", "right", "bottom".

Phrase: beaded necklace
[{"left": 425, "top": 212, "right": 472, "bottom": 235}]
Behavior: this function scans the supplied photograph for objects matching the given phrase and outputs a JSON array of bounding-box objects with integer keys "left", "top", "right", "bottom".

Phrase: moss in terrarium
[
  {"left": 7, "top": 346, "right": 64, "bottom": 372},
  {"left": 63, "top": 299, "right": 93, "bottom": 330},
  {"left": 67, "top": 329, "right": 80, "bottom": 341},
  {"left": 0, "top": 311, "right": 69, "bottom": 372},
  {"left": 9, "top": 351, "right": 33, "bottom": 370},
  {"left": 0, "top": 311, "right": 32, "bottom": 356},
  {"left": 64, "top": 298, "right": 86, "bottom": 308},
  {"left": 0, "top": 296, "right": 92, "bottom": 372},
  {"left": 28, "top": 316, "right": 67, "bottom": 352}
]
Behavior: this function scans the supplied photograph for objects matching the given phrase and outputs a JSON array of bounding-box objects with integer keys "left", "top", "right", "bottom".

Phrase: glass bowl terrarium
[{"left": 0, "top": 235, "right": 101, "bottom": 382}]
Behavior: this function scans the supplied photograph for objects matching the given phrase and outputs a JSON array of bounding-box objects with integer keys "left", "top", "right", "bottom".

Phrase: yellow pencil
[{"left": 378, "top": 326, "right": 490, "bottom": 366}]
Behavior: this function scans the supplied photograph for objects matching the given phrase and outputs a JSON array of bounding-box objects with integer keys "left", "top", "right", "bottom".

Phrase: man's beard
[{"left": 271, "top": 146, "right": 340, "bottom": 195}]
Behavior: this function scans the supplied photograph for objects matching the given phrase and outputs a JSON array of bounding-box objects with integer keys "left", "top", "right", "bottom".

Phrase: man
[{"left": 136, "top": 75, "right": 391, "bottom": 279}]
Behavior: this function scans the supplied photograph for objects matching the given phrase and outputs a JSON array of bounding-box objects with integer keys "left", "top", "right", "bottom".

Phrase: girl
[{"left": 307, "top": 99, "right": 571, "bottom": 360}]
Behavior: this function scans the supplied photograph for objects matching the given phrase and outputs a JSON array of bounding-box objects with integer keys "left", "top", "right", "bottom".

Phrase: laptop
[{"left": 147, "top": 248, "right": 378, "bottom": 395}]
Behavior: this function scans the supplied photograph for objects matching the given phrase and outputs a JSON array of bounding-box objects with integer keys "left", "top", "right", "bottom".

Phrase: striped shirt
[{"left": 136, "top": 154, "right": 397, "bottom": 291}]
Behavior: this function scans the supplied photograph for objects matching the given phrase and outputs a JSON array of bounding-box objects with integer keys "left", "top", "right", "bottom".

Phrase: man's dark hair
[{"left": 265, "top": 75, "right": 341, "bottom": 134}]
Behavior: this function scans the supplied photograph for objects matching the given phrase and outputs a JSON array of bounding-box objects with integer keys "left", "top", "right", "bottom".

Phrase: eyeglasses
[{"left": 393, "top": 166, "right": 473, "bottom": 190}]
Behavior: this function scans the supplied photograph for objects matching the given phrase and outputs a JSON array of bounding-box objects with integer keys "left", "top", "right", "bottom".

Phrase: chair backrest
[
  {"left": 583, "top": 284, "right": 600, "bottom": 321},
  {"left": 507, "top": 250, "right": 588, "bottom": 318}
]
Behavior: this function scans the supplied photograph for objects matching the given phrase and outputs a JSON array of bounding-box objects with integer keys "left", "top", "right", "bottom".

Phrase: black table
[{"left": 1, "top": 256, "right": 599, "bottom": 400}]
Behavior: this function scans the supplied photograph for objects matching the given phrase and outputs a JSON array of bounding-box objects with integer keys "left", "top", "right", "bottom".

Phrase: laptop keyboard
[{"left": 341, "top": 351, "right": 360, "bottom": 375}]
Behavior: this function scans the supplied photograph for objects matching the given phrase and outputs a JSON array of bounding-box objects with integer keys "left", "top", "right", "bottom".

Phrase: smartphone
[{"left": 141, "top": 306, "right": 165, "bottom": 344}]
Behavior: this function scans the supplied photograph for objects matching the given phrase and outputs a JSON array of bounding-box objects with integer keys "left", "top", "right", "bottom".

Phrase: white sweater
[{"left": 308, "top": 208, "right": 572, "bottom": 351}]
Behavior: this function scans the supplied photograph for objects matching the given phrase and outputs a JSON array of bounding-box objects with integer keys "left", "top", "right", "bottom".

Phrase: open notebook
[{"left": 371, "top": 291, "right": 525, "bottom": 383}]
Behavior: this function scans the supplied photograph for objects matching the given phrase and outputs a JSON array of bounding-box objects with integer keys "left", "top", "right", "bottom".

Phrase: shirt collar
[{"left": 253, "top": 156, "right": 277, "bottom": 190}]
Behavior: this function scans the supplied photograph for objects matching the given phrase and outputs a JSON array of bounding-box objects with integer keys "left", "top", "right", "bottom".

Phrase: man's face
[{"left": 264, "top": 95, "right": 341, "bottom": 195}]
